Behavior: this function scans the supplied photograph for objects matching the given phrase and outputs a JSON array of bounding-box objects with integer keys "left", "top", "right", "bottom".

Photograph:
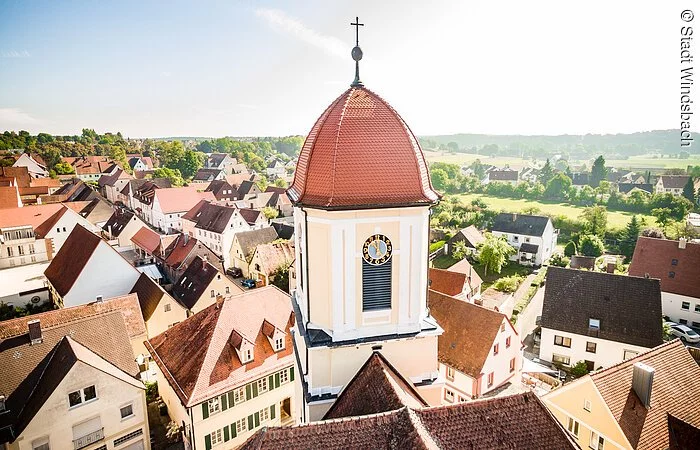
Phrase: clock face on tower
[{"left": 362, "top": 234, "right": 393, "bottom": 265}]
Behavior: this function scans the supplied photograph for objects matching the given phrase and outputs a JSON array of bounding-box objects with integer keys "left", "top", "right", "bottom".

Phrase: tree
[
  {"left": 430, "top": 168, "right": 449, "bottom": 192},
  {"left": 590, "top": 155, "right": 608, "bottom": 187},
  {"left": 262, "top": 206, "right": 279, "bottom": 220},
  {"left": 152, "top": 167, "right": 184, "bottom": 186},
  {"left": 256, "top": 175, "right": 269, "bottom": 192},
  {"left": 274, "top": 178, "right": 288, "bottom": 188},
  {"left": 579, "top": 234, "right": 605, "bottom": 257},
  {"left": 651, "top": 208, "right": 673, "bottom": 227},
  {"left": 493, "top": 275, "right": 524, "bottom": 293},
  {"left": 452, "top": 241, "right": 469, "bottom": 260},
  {"left": 54, "top": 161, "right": 75, "bottom": 175},
  {"left": 538, "top": 159, "right": 554, "bottom": 185},
  {"left": 544, "top": 173, "right": 572, "bottom": 200},
  {"left": 549, "top": 253, "right": 570, "bottom": 267},
  {"left": 564, "top": 241, "right": 577, "bottom": 257},
  {"left": 580, "top": 206, "right": 608, "bottom": 237},
  {"left": 478, "top": 234, "right": 516, "bottom": 274},
  {"left": 682, "top": 177, "right": 696, "bottom": 203},
  {"left": 570, "top": 361, "right": 590, "bottom": 378},
  {"left": 620, "top": 215, "right": 641, "bottom": 259},
  {"left": 271, "top": 266, "right": 290, "bottom": 293}
]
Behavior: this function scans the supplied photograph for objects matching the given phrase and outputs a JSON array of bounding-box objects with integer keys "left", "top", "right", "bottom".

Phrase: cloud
[
  {"left": 0, "top": 108, "right": 38, "bottom": 126},
  {"left": 255, "top": 8, "right": 346, "bottom": 59}
]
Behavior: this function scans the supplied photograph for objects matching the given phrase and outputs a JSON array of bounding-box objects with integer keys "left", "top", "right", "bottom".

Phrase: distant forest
[{"left": 418, "top": 130, "right": 696, "bottom": 159}]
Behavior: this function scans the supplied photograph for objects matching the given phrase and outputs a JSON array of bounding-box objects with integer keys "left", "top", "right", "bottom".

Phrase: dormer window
[
  {"left": 589, "top": 318, "right": 600, "bottom": 329},
  {"left": 242, "top": 348, "right": 252, "bottom": 363},
  {"left": 274, "top": 337, "right": 284, "bottom": 351}
]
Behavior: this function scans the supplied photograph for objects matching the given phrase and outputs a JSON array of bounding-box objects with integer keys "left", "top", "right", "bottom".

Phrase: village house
[
  {"left": 98, "top": 167, "right": 132, "bottom": 202},
  {"left": 539, "top": 267, "right": 664, "bottom": 371},
  {"left": 117, "top": 178, "right": 170, "bottom": 211},
  {"left": 429, "top": 290, "right": 522, "bottom": 402},
  {"left": 128, "top": 156, "right": 152, "bottom": 172},
  {"left": 0, "top": 178, "right": 22, "bottom": 209},
  {"left": 230, "top": 227, "right": 279, "bottom": 277},
  {"left": 629, "top": 236, "right": 700, "bottom": 328},
  {"left": 248, "top": 240, "right": 294, "bottom": 286},
  {"left": 0, "top": 303, "right": 151, "bottom": 450},
  {"left": 491, "top": 212, "right": 558, "bottom": 266},
  {"left": 169, "top": 255, "right": 241, "bottom": 314},
  {"left": 204, "top": 153, "right": 237, "bottom": 174},
  {"left": 65, "top": 197, "right": 114, "bottom": 229},
  {"left": 0, "top": 204, "right": 98, "bottom": 269},
  {"left": 543, "top": 340, "right": 700, "bottom": 450},
  {"left": 235, "top": 180, "right": 261, "bottom": 197},
  {"left": 130, "top": 272, "right": 188, "bottom": 338},
  {"left": 192, "top": 168, "right": 227, "bottom": 183},
  {"left": 483, "top": 168, "right": 519, "bottom": 185},
  {"left": 12, "top": 152, "right": 48, "bottom": 178},
  {"left": 429, "top": 262, "right": 482, "bottom": 302},
  {"left": 618, "top": 182, "right": 653, "bottom": 194},
  {"left": 445, "top": 225, "right": 485, "bottom": 257},
  {"left": 53, "top": 178, "right": 98, "bottom": 202},
  {"left": 160, "top": 233, "right": 220, "bottom": 284},
  {"left": 102, "top": 209, "right": 149, "bottom": 249},
  {"left": 63, "top": 156, "right": 121, "bottom": 182},
  {"left": 265, "top": 159, "right": 286, "bottom": 179},
  {"left": 130, "top": 226, "right": 176, "bottom": 269},
  {"left": 146, "top": 187, "right": 215, "bottom": 234},
  {"left": 44, "top": 224, "right": 141, "bottom": 307},
  {"left": 145, "top": 287, "right": 296, "bottom": 449},
  {"left": 204, "top": 179, "right": 239, "bottom": 201},
  {"left": 655, "top": 175, "right": 691, "bottom": 195}
]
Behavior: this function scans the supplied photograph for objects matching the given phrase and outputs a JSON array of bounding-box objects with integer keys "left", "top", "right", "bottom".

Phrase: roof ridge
[
  {"left": 327, "top": 87, "right": 354, "bottom": 207},
  {"left": 590, "top": 339, "right": 684, "bottom": 379},
  {"left": 406, "top": 407, "right": 440, "bottom": 449}
]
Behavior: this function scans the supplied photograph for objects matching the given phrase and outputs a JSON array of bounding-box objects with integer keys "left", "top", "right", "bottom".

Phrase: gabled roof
[
  {"left": 33, "top": 206, "right": 70, "bottom": 238},
  {"left": 629, "top": 237, "right": 700, "bottom": 299},
  {"left": 239, "top": 208, "right": 262, "bottom": 225},
  {"left": 163, "top": 234, "right": 197, "bottom": 268},
  {"left": 428, "top": 290, "right": 511, "bottom": 378},
  {"left": 453, "top": 224, "right": 485, "bottom": 247},
  {"left": 619, "top": 183, "right": 653, "bottom": 194},
  {"left": 323, "top": 351, "right": 428, "bottom": 420},
  {"left": 251, "top": 241, "right": 294, "bottom": 275},
  {"left": 237, "top": 180, "right": 258, "bottom": 196},
  {"left": 193, "top": 168, "right": 225, "bottom": 182},
  {"left": 428, "top": 268, "right": 467, "bottom": 296},
  {"left": 488, "top": 169, "right": 518, "bottom": 181},
  {"left": 541, "top": 267, "right": 663, "bottom": 348},
  {"left": 241, "top": 392, "right": 577, "bottom": 450},
  {"left": 131, "top": 226, "right": 162, "bottom": 254},
  {"left": 145, "top": 286, "right": 294, "bottom": 406},
  {"left": 53, "top": 178, "right": 97, "bottom": 201},
  {"left": 0, "top": 185, "right": 21, "bottom": 209},
  {"left": 188, "top": 201, "right": 236, "bottom": 234},
  {"left": 170, "top": 256, "right": 220, "bottom": 309},
  {"left": 659, "top": 175, "right": 690, "bottom": 189},
  {"left": 572, "top": 172, "right": 589, "bottom": 186},
  {"left": 206, "top": 153, "right": 233, "bottom": 168},
  {"left": 0, "top": 307, "right": 141, "bottom": 443},
  {"left": 0, "top": 166, "right": 31, "bottom": 188},
  {"left": 0, "top": 203, "right": 65, "bottom": 231},
  {"left": 130, "top": 272, "right": 175, "bottom": 321},
  {"left": 234, "top": 227, "right": 279, "bottom": 259},
  {"left": 102, "top": 208, "right": 135, "bottom": 237},
  {"left": 98, "top": 167, "right": 131, "bottom": 188},
  {"left": 446, "top": 259, "right": 483, "bottom": 290},
  {"left": 153, "top": 187, "right": 216, "bottom": 214},
  {"left": 588, "top": 340, "right": 700, "bottom": 449},
  {"left": 43, "top": 224, "right": 104, "bottom": 297},
  {"left": 205, "top": 179, "right": 237, "bottom": 199},
  {"left": 492, "top": 213, "right": 551, "bottom": 237}
]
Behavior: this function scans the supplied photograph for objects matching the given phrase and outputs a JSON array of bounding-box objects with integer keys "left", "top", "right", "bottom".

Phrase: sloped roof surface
[
  {"left": 492, "top": 213, "right": 550, "bottom": 237},
  {"left": 43, "top": 224, "right": 103, "bottom": 296},
  {"left": 629, "top": 237, "right": 700, "bottom": 299}
]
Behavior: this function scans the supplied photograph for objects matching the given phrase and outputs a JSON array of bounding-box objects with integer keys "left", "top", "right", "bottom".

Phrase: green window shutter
[
  {"left": 270, "top": 404, "right": 276, "bottom": 420},
  {"left": 231, "top": 423, "right": 237, "bottom": 438},
  {"left": 275, "top": 373, "right": 280, "bottom": 388},
  {"left": 268, "top": 375, "right": 274, "bottom": 390},
  {"left": 221, "top": 393, "right": 228, "bottom": 411},
  {"left": 252, "top": 382, "right": 258, "bottom": 398},
  {"left": 224, "top": 426, "right": 230, "bottom": 442},
  {"left": 254, "top": 411, "right": 260, "bottom": 427},
  {"left": 204, "top": 434, "right": 212, "bottom": 450},
  {"left": 202, "top": 402, "right": 209, "bottom": 420},
  {"left": 247, "top": 414, "right": 254, "bottom": 430},
  {"left": 228, "top": 391, "right": 234, "bottom": 407},
  {"left": 246, "top": 384, "right": 252, "bottom": 400},
  {"left": 290, "top": 366, "right": 295, "bottom": 381}
]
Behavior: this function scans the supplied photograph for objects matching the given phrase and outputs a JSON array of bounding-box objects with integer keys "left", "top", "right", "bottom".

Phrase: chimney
[
  {"left": 96, "top": 295, "right": 103, "bottom": 303},
  {"left": 183, "top": 234, "right": 189, "bottom": 245},
  {"left": 27, "top": 320, "right": 42, "bottom": 345},
  {"left": 632, "top": 362, "right": 655, "bottom": 408},
  {"left": 679, "top": 237, "right": 687, "bottom": 249},
  {"left": 606, "top": 262, "right": 615, "bottom": 273}
]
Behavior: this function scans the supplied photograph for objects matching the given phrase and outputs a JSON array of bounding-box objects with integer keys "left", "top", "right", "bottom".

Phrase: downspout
[{"left": 189, "top": 407, "right": 195, "bottom": 449}]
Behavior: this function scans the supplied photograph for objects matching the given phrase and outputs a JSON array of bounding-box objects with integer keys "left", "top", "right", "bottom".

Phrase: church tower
[{"left": 288, "top": 18, "right": 443, "bottom": 421}]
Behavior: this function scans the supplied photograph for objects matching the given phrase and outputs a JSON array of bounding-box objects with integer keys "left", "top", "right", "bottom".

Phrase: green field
[{"left": 456, "top": 193, "right": 656, "bottom": 230}]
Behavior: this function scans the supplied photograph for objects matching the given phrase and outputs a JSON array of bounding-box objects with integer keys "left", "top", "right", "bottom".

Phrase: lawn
[{"left": 456, "top": 193, "right": 657, "bottom": 230}]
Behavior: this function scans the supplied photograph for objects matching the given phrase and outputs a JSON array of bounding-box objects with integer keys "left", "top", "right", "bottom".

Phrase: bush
[
  {"left": 580, "top": 234, "right": 605, "bottom": 257},
  {"left": 549, "top": 253, "right": 570, "bottom": 267},
  {"left": 493, "top": 275, "right": 524, "bottom": 293},
  {"left": 429, "top": 240, "right": 446, "bottom": 253},
  {"left": 570, "top": 361, "right": 590, "bottom": 378},
  {"left": 564, "top": 241, "right": 577, "bottom": 257},
  {"left": 145, "top": 381, "right": 158, "bottom": 402}
]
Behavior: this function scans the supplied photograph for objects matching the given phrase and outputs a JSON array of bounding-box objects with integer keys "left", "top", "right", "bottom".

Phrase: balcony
[{"left": 73, "top": 427, "right": 104, "bottom": 450}]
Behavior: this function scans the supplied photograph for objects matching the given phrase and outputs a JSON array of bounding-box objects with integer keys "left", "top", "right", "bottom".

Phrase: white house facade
[{"left": 491, "top": 213, "right": 557, "bottom": 266}]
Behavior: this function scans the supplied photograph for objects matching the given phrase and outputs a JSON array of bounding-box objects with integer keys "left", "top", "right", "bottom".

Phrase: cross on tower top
[{"left": 350, "top": 16, "right": 365, "bottom": 87}]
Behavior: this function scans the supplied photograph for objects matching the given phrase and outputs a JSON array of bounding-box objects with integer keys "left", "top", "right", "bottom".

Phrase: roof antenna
[{"left": 350, "top": 16, "right": 364, "bottom": 87}]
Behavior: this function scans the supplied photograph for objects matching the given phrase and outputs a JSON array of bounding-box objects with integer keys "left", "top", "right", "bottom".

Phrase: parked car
[
  {"left": 226, "top": 267, "right": 243, "bottom": 278},
  {"left": 665, "top": 321, "right": 700, "bottom": 343},
  {"left": 241, "top": 278, "right": 256, "bottom": 289}
]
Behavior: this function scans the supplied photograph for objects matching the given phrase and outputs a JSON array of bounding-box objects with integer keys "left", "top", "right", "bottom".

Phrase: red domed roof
[{"left": 287, "top": 86, "right": 440, "bottom": 209}]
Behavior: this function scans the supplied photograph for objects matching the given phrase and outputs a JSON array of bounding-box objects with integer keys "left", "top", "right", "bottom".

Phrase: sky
[{"left": 0, "top": 0, "right": 695, "bottom": 137}]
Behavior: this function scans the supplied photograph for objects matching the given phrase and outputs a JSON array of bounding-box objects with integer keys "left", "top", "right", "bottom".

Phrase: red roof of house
[
  {"left": 287, "top": 86, "right": 439, "bottom": 209},
  {"left": 154, "top": 187, "right": 215, "bottom": 214},
  {"left": 628, "top": 237, "right": 700, "bottom": 299},
  {"left": 131, "top": 226, "right": 162, "bottom": 254}
]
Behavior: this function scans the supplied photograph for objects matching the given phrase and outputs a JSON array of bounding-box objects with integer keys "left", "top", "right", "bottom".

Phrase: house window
[
  {"left": 17, "top": 245, "right": 24, "bottom": 255},
  {"left": 280, "top": 369, "right": 289, "bottom": 384},
  {"left": 554, "top": 335, "right": 572, "bottom": 348},
  {"left": 693, "top": 321, "right": 700, "bottom": 328},
  {"left": 235, "top": 417, "right": 247, "bottom": 434},
  {"left": 506, "top": 336, "right": 511, "bottom": 348},
  {"left": 695, "top": 304, "right": 700, "bottom": 313},
  {"left": 208, "top": 397, "right": 221, "bottom": 415},
  {"left": 669, "top": 271, "right": 676, "bottom": 278},
  {"left": 274, "top": 337, "right": 284, "bottom": 351},
  {"left": 225, "top": 287, "right": 230, "bottom": 294},
  {"left": 211, "top": 290, "right": 215, "bottom": 298},
  {"left": 164, "top": 304, "right": 171, "bottom": 312},
  {"left": 671, "top": 258, "right": 678, "bottom": 265},
  {"left": 487, "top": 372, "right": 494, "bottom": 387},
  {"left": 509, "top": 358, "right": 515, "bottom": 373},
  {"left": 623, "top": 350, "right": 638, "bottom": 360},
  {"left": 444, "top": 388, "right": 455, "bottom": 402},
  {"left": 589, "top": 318, "right": 600, "bottom": 330},
  {"left": 29, "top": 243, "right": 35, "bottom": 254},
  {"left": 567, "top": 417, "right": 580, "bottom": 437},
  {"left": 493, "top": 344, "right": 499, "bottom": 355},
  {"left": 679, "top": 319, "right": 688, "bottom": 325},
  {"left": 120, "top": 403, "right": 134, "bottom": 419},
  {"left": 589, "top": 431, "right": 605, "bottom": 450},
  {"left": 243, "top": 348, "right": 252, "bottom": 362},
  {"left": 362, "top": 258, "right": 392, "bottom": 311},
  {"left": 233, "top": 387, "right": 246, "bottom": 404},
  {"left": 682, "top": 302, "right": 690, "bottom": 310},
  {"left": 257, "top": 378, "right": 268, "bottom": 394},
  {"left": 210, "top": 428, "right": 223, "bottom": 446},
  {"left": 68, "top": 385, "right": 97, "bottom": 407},
  {"left": 446, "top": 366, "right": 455, "bottom": 381},
  {"left": 583, "top": 399, "right": 591, "bottom": 412},
  {"left": 586, "top": 342, "right": 597, "bottom": 353},
  {"left": 552, "top": 354, "right": 570, "bottom": 365},
  {"left": 62, "top": 227, "right": 66, "bottom": 232},
  {"left": 56, "top": 228, "right": 60, "bottom": 233},
  {"left": 259, "top": 407, "right": 270, "bottom": 422},
  {"left": 31, "top": 437, "right": 50, "bottom": 450},
  {"left": 500, "top": 323, "right": 506, "bottom": 332},
  {"left": 7, "top": 247, "right": 13, "bottom": 257}
]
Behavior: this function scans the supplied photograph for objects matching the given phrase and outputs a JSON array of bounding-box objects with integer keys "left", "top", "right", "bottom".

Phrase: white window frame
[
  {"left": 208, "top": 397, "right": 221, "bottom": 415},
  {"left": 584, "top": 399, "right": 592, "bottom": 412},
  {"left": 257, "top": 377, "right": 268, "bottom": 394},
  {"left": 280, "top": 369, "right": 289, "bottom": 384},
  {"left": 31, "top": 436, "right": 50, "bottom": 450},
  {"left": 444, "top": 388, "right": 455, "bottom": 403},
  {"left": 210, "top": 428, "right": 223, "bottom": 446},
  {"left": 120, "top": 402, "right": 134, "bottom": 420},
  {"left": 274, "top": 337, "right": 284, "bottom": 351},
  {"left": 259, "top": 407, "right": 270, "bottom": 422},
  {"left": 164, "top": 303, "right": 171, "bottom": 312},
  {"left": 589, "top": 431, "right": 604, "bottom": 450},
  {"left": 446, "top": 366, "right": 455, "bottom": 380},
  {"left": 567, "top": 417, "right": 579, "bottom": 437},
  {"left": 235, "top": 417, "right": 247, "bottom": 434},
  {"left": 68, "top": 385, "right": 98, "bottom": 408}
]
